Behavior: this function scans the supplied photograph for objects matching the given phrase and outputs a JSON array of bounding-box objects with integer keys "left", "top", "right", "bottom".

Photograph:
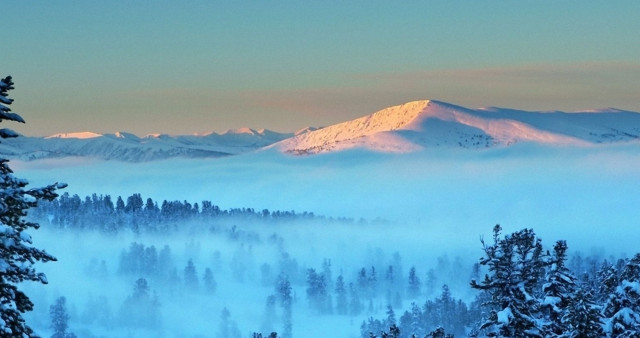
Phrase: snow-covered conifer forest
[{"left": 21, "top": 196, "right": 640, "bottom": 337}]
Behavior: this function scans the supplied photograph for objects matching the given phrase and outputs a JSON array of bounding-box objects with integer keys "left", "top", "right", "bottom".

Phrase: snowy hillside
[
  {"left": 0, "top": 128, "right": 293, "bottom": 161},
  {"left": 275, "top": 100, "right": 640, "bottom": 154}
]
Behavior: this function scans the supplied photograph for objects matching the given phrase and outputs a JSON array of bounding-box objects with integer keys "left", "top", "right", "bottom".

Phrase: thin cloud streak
[
  {"left": 355, "top": 62, "right": 640, "bottom": 110},
  {"left": 36, "top": 62, "right": 639, "bottom": 136},
  {"left": 227, "top": 62, "right": 640, "bottom": 131}
]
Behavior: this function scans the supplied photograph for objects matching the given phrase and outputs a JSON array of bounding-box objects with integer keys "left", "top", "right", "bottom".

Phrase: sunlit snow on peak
[
  {"left": 276, "top": 99, "right": 640, "bottom": 155},
  {"left": 45, "top": 132, "right": 103, "bottom": 139}
]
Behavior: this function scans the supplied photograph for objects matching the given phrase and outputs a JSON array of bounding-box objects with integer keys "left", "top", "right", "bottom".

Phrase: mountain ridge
[
  {"left": 1, "top": 99, "right": 639, "bottom": 161},
  {"left": 274, "top": 100, "right": 640, "bottom": 154},
  {"left": 0, "top": 128, "right": 293, "bottom": 162}
]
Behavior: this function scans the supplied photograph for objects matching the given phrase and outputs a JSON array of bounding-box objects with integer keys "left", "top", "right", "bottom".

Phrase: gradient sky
[{"left": 5, "top": 1, "right": 640, "bottom": 136}]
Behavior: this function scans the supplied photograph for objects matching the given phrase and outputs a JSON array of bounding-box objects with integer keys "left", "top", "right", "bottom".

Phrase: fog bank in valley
[
  {"left": 16, "top": 144, "right": 640, "bottom": 254},
  {"left": 12, "top": 143, "right": 640, "bottom": 337}
]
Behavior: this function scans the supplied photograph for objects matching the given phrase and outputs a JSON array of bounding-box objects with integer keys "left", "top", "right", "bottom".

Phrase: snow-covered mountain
[
  {"left": 0, "top": 128, "right": 293, "bottom": 162},
  {"left": 274, "top": 100, "right": 640, "bottom": 154},
  {"left": 2, "top": 100, "right": 639, "bottom": 161}
]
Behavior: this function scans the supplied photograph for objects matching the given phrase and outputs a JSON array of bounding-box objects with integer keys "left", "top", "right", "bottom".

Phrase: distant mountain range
[
  {"left": 1, "top": 100, "right": 639, "bottom": 161},
  {"left": 0, "top": 128, "right": 293, "bottom": 161}
]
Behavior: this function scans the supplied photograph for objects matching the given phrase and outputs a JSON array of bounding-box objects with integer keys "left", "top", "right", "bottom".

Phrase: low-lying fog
[
  {"left": 13, "top": 144, "right": 640, "bottom": 337},
  {"left": 17, "top": 145, "right": 640, "bottom": 252}
]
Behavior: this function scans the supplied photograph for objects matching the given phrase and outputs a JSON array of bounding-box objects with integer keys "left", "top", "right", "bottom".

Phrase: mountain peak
[
  {"left": 108, "top": 131, "right": 141, "bottom": 141},
  {"left": 274, "top": 99, "right": 640, "bottom": 155},
  {"left": 222, "top": 127, "right": 257, "bottom": 135}
]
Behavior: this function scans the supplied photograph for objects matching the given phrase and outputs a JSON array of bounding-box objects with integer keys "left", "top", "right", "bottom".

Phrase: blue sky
[{"left": 5, "top": 1, "right": 640, "bottom": 136}]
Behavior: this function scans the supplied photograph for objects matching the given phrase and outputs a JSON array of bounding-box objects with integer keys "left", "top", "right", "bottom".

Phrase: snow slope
[{"left": 275, "top": 100, "right": 640, "bottom": 154}]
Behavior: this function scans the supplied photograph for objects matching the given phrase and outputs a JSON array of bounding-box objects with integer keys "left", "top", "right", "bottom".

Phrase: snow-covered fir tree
[
  {"left": 434, "top": 284, "right": 468, "bottom": 336},
  {"left": 425, "top": 326, "right": 454, "bottom": 338},
  {"left": 383, "top": 324, "right": 401, "bottom": 338},
  {"left": 542, "top": 240, "right": 577, "bottom": 336},
  {"left": 400, "top": 302, "right": 425, "bottom": 337},
  {"left": 562, "top": 288, "right": 603, "bottom": 337},
  {"left": 360, "top": 317, "right": 385, "bottom": 338},
  {"left": 596, "top": 261, "right": 619, "bottom": 305},
  {"left": 0, "top": 75, "right": 65, "bottom": 336},
  {"left": 603, "top": 253, "right": 640, "bottom": 336},
  {"left": 470, "top": 225, "right": 547, "bottom": 337}
]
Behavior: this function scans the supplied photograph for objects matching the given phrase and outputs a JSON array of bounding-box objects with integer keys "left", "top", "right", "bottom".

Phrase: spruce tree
[
  {"left": 349, "top": 282, "right": 364, "bottom": 317},
  {"left": 385, "top": 305, "right": 396, "bottom": 329},
  {"left": 542, "top": 240, "right": 577, "bottom": 336},
  {"left": 434, "top": 285, "right": 457, "bottom": 335},
  {"left": 184, "top": 259, "right": 199, "bottom": 291},
  {"left": 562, "top": 288, "right": 603, "bottom": 337},
  {"left": 203, "top": 267, "right": 217, "bottom": 294},
  {"left": 218, "top": 307, "right": 241, "bottom": 338},
  {"left": 408, "top": 302, "right": 424, "bottom": 337},
  {"left": 603, "top": 254, "right": 640, "bottom": 336},
  {"left": 119, "top": 278, "right": 161, "bottom": 329},
  {"left": 407, "top": 267, "right": 421, "bottom": 299},
  {"left": 383, "top": 324, "right": 400, "bottom": 338},
  {"left": 426, "top": 326, "right": 453, "bottom": 338},
  {"left": 252, "top": 333, "right": 278, "bottom": 338},
  {"left": 0, "top": 75, "right": 65, "bottom": 336},
  {"left": 276, "top": 274, "right": 292, "bottom": 338},
  {"left": 49, "top": 297, "right": 76, "bottom": 338},
  {"left": 368, "top": 266, "right": 378, "bottom": 298},
  {"left": 470, "top": 225, "right": 547, "bottom": 337},
  {"left": 358, "top": 267, "right": 369, "bottom": 297},
  {"left": 321, "top": 258, "right": 333, "bottom": 290},
  {"left": 595, "top": 261, "right": 619, "bottom": 304},
  {"left": 335, "top": 275, "right": 348, "bottom": 315},
  {"left": 361, "top": 317, "right": 384, "bottom": 338},
  {"left": 305, "top": 268, "right": 328, "bottom": 314}
]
